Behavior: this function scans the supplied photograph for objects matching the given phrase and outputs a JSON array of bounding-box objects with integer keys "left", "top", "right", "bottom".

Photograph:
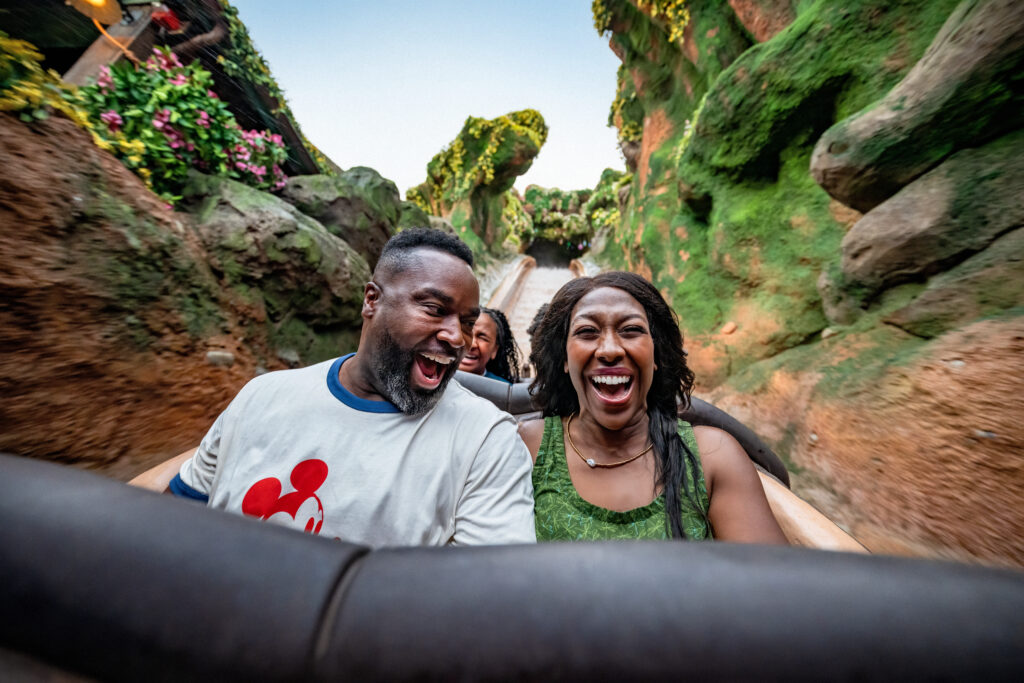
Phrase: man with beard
[{"left": 169, "top": 228, "right": 536, "bottom": 547}]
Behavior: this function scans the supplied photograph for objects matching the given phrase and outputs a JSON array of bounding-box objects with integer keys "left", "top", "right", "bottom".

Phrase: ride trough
[{"left": 1, "top": 372, "right": 1022, "bottom": 681}]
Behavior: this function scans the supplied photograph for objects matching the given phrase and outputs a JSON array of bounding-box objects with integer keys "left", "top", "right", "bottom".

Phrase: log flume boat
[{"left": 2, "top": 373, "right": 1022, "bottom": 681}]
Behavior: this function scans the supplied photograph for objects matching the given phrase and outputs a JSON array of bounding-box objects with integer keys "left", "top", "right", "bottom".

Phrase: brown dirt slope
[
  {"left": 0, "top": 114, "right": 280, "bottom": 480},
  {"left": 709, "top": 315, "right": 1024, "bottom": 568}
]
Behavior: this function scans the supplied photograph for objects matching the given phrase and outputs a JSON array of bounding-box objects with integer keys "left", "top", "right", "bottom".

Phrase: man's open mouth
[
  {"left": 413, "top": 351, "right": 455, "bottom": 390},
  {"left": 589, "top": 374, "right": 634, "bottom": 403}
]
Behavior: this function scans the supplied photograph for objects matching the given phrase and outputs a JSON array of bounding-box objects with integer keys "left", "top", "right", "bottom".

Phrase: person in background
[
  {"left": 524, "top": 303, "right": 550, "bottom": 379},
  {"left": 518, "top": 271, "right": 787, "bottom": 544},
  {"left": 169, "top": 228, "right": 536, "bottom": 547},
  {"left": 458, "top": 307, "right": 521, "bottom": 383}
]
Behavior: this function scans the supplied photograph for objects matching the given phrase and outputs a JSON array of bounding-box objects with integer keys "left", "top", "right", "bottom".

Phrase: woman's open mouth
[
  {"left": 589, "top": 374, "right": 634, "bottom": 405},
  {"left": 413, "top": 352, "right": 455, "bottom": 390}
]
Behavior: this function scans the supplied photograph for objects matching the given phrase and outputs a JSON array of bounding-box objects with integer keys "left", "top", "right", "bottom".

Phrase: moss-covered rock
[
  {"left": 590, "top": 0, "right": 1024, "bottom": 567},
  {"left": 593, "top": 0, "right": 960, "bottom": 380},
  {"left": 397, "top": 200, "right": 432, "bottom": 231},
  {"left": 408, "top": 109, "right": 547, "bottom": 258},
  {"left": 181, "top": 172, "right": 369, "bottom": 363},
  {"left": 811, "top": 0, "right": 1024, "bottom": 212},
  {"left": 0, "top": 113, "right": 279, "bottom": 474},
  {"left": 883, "top": 228, "right": 1024, "bottom": 339},
  {"left": 278, "top": 167, "right": 404, "bottom": 268},
  {"left": 832, "top": 129, "right": 1024, "bottom": 309}
]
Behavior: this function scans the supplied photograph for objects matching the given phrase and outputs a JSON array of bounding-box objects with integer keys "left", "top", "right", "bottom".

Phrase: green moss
[
  {"left": 220, "top": 228, "right": 251, "bottom": 252},
  {"left": 219, "top": 254, "right": 244, "bottom": 282},
  {"left": 410, "top": 110, "right": 546, "bottom": 254},
  {"left": 269, "top": 318, "right": 360, "bottom": 365},
  {"left": 83, "top": 190, "right": 226, "bottom": 348},
  {"left": 678, "top": 0, "right": 958, "bottom": 181}
]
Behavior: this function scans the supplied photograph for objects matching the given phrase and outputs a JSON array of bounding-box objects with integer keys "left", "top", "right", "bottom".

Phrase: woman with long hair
[
  {"left": 459, "top": 307, "right": 521, "bottom": 383},
  {"left": 518, "top": 272, "right": 786, "bottom": 542}
]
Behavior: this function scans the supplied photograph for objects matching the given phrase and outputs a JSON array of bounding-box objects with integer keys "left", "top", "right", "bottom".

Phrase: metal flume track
[{"left": 486, "top": 256, "right": 584, "bottom": 367}]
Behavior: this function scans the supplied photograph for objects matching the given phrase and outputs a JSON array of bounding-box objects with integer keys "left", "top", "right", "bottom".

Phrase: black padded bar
[
  {"left": 321, "top": 542, "right": 1024, "bottom": 681},
  {"left": 454, "top": 371, "right": 790, "bottom": 486},
  {"left": 2, "top": 453, "right": 1023, "bottom": 681},
  {"left": 0, "top": 453, "right": 366, "bottom": 682}
]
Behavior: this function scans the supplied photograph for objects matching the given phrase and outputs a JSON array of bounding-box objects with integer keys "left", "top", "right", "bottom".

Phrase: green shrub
[
  {"left": 74, "top": 47, "right": 287, "bottom": 203},
  {"left": 0, "top": 31, "right": 86, "bottom": 125}
]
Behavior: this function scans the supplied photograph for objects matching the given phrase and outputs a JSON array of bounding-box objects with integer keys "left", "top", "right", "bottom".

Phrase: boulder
[
  {"left": 278, "top": 167, "right": 403, "bottom": 268},
  {"left": 0, "top": 114, "right": 270, "bottom": 476},
  {"left": 884, "top": 228, "right": 1024, "bottom": 338},
  {"left": 397, "top": 200, "right": 432, "bottom": 231},
  {"left": 811, "top": 0, "right": 1024, "bottom": 212},
  {"left": 409, "top": 110, "right": 548, "bottom": 253},
  {"left": 427, "top": 215, "right": 456, "bottom": 234},
  {"left": 181, "top": 173, "right": 370, "bottom": 331},
  {"left": 838, "top": 130, "right": 1024, "bottom": 302}
]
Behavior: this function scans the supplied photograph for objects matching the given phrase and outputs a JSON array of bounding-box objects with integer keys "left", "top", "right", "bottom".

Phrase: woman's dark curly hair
[
  {"left": 481, "top": 307, "right": 521, "bottom": 383},
  {"left": 528, "top": 271, "right": 704, "bottom": 539}
]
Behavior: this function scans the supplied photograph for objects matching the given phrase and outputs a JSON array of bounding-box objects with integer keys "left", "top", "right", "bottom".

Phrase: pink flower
[
  {"left": 235, "top": 161, "right": 247, "bottom": 170},
  {"left": 96, "top": 65, "right": 113, "bottom": 93},
  {"left": 270, "top": 134, "right": 283, "bottom": 146},
  {"left": 252, "top": 165, "right": 266, "bottom": 177},
  {"left": 169, "top": 73, "right": 187, "bottom": 86},
  {"left": 207, "top": 89, "right": 219, "bottom": 99},
  {"left": 100, "top": 109, "right": 123, "bottom": 133},
  {"left": 195, "top": 110, "right": 210, "bottom": 128},
  {"left": 152, "top": 108, "right": 171, "bottom": 130},
  {"left": 148, "top": 48, "right": 184, "bottom": 72}
]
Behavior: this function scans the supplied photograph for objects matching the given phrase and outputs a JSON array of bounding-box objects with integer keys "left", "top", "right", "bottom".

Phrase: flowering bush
[
  {"left": 74, "top": 47, "right": 287, "bottom": 202},
  {"left": 0, "top": 31, "right": 87, "bottom": 126}
]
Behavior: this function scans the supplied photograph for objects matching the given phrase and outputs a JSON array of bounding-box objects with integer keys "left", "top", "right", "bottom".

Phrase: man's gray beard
[{"left": 369, "top": 326, "right": 459, "bottom": 415}]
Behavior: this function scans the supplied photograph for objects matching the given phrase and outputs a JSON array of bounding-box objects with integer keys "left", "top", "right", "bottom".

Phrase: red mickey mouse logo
[{"left": 241, "top": 459, "right": 328, "bottom": 534}]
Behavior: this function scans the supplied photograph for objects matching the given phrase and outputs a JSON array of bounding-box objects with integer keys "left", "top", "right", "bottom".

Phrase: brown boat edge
[{"left": 129, "top": 371, "right": 867, "bottom": 553}]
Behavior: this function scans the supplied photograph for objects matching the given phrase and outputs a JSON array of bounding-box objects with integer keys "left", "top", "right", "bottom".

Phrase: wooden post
[{"left": 63, "top": 6, "right": 154, "bottom": 86}]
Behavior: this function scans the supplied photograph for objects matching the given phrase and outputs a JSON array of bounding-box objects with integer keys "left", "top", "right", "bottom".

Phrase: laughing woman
[
  {"left": 459, "top": 307, "right": 522, "bottom": 383},
  {"left": 518, "top": 272, "right": 787, "bottom": 543}
]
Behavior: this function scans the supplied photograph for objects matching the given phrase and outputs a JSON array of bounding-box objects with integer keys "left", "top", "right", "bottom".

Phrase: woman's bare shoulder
[
  {"left": 517, "top": 417, "right": 546, "bottom": 463},
  {"left": 691, "top": 425, "right": 754, "bottom": 491},
  {"left": 692, "top": 425, "right": 747, "bottom": 462}
]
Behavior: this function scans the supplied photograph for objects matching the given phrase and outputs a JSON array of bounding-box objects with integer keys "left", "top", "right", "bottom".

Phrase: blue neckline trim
[{"left": 327, "top": 354, "right": 401, "bottom": 413}]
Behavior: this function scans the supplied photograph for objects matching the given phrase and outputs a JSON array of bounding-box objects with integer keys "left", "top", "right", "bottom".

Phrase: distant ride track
[{"left": 485, "top": 256, "right": 584, "bottom": 367}]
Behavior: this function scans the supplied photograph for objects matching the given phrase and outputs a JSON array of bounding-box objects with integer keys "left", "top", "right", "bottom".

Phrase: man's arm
[
  {"left": 451, "top": 417, "right": 536, "bottom": 545},
  {"left": 128, "top": 448, "right": 197, "bottom": 493},
  {"left": 162, "top": 410, "right": 228, "bottom": 503}
]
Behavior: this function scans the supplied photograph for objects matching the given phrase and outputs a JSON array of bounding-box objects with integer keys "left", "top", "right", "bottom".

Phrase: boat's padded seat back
[
  {"left": 0, "top": 453, "right": 365, "bottom": 681},
  {"left": 2, "top": 454, "right": 1022, "bottom": 681}
]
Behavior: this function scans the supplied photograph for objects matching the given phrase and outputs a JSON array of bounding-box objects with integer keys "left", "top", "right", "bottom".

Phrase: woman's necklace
[{"left": 565, "top": 414, "right": 653, "bottom": 469}]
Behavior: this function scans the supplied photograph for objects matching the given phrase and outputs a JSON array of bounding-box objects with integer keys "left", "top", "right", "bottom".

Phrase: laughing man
[{"left": 169, "top": 228, "right": 536, "bottom": 546}]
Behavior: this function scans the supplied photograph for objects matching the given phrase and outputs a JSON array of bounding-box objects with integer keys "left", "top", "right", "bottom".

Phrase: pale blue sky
[{"left": 232, "top": 1, "right": 625, "bottom": 197}]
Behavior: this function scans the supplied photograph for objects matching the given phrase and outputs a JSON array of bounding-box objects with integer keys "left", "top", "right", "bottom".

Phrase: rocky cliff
[
  {"left": 0, "top": 113, "right": 399, "bottom": 478},
  {"left": 595, "top": 0, "right": 1024, "bottom": 565},
  {"left": 407, "top": 109, "right": 547, "bottom": 259}
]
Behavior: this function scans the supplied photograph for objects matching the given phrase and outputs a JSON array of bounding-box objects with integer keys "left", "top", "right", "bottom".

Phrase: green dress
[{"left": 532, "top": 416, "right": 711, "bottom": 541}]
